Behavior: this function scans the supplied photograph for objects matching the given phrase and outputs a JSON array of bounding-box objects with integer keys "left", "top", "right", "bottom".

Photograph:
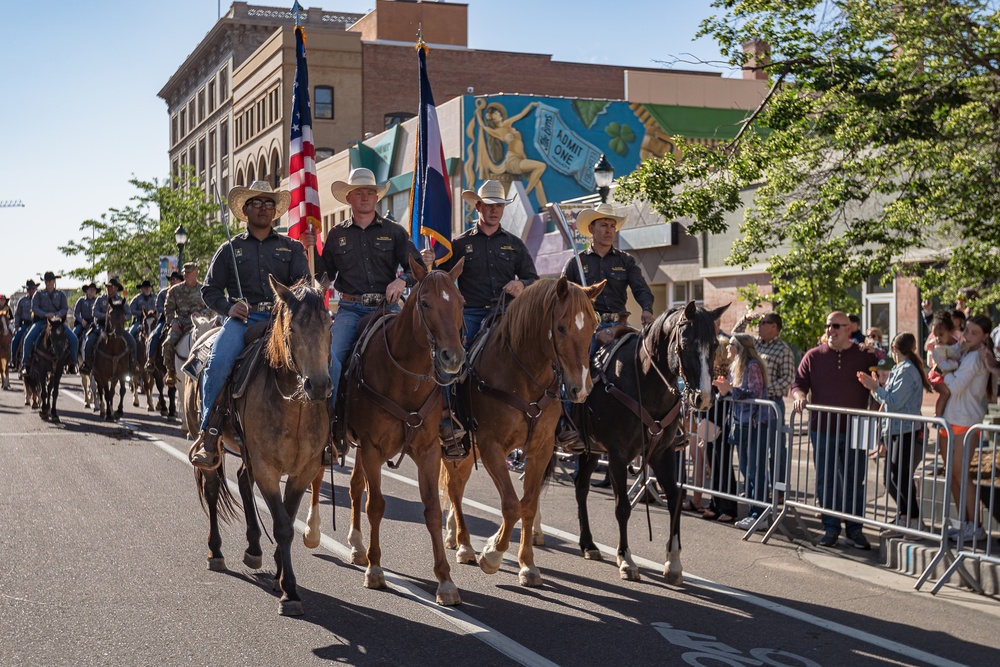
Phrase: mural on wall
[{"left": 463, "top": 94, "right": 749, "bottom": 215}]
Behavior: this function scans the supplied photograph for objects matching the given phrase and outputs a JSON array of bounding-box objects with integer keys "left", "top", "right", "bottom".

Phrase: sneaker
[
  {"left": 735, "top": 516, "right": 759, "bottom": 530},
  {"left": 845, "top": 529, "right": 871, "bottom": 551},
  {"left": 818, "top": 531, "right": 840, "bottom": 547},
  {"left": 948, "top": 521, "right": 987, "bottom": 542}
]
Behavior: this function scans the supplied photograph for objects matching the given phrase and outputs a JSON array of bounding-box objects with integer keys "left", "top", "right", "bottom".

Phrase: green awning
[{"left": 642, "top": 104, "right": 753, "bottom": 141}]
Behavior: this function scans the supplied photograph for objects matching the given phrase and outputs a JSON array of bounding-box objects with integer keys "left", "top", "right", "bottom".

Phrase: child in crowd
[{"left": 925, "top": 311, "right": 963, "bottom": 417}]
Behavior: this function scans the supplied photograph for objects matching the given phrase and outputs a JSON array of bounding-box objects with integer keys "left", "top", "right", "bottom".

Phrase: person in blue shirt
[
  {"left": 21, "top": 271, "right": 79, "bottom": 374},
  {"left": 10, "top": 279, "right": 37, "bottom": 371}
]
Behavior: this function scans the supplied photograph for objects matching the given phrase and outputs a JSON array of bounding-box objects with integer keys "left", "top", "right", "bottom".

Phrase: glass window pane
[
  {"left": 672, "top": 283, "right": 687, "bottom": 304},
  {"left": 692, "top": 280, "right": 704, "bottom": 302},
  {"left": 866, "top": 275, "right": 893, "bottom": 294},
  {"left": 315, "top": 86, "right": 333, "bottom": 120},
  {"left": 869, "top": 302, "right": 891, "bottom": 338}
]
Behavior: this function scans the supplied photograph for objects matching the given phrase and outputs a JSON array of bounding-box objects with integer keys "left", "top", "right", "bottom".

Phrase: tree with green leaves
[
  {"left": 60, "top": 169, "right": 237, "bottom": 289},
  {"left": 616, "top": 0, "right": 1000, "bottom": 349}
]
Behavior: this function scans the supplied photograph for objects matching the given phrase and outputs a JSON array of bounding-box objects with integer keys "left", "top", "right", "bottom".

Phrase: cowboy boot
[
  {"left": 164, "top": 368, "right": 177, "bottom": 387},
  {"left": 189, "top": 427, "right": 221, "bottom": 471}
]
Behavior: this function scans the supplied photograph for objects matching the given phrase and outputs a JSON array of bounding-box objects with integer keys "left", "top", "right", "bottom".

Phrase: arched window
[
  {"left": 247, "top": 163, "right": 256, "bottom": 184},
  {"left": 258, "top": 155, "right": 268, "bottom": 184},
  {"left": 271, "top": 149, "right": 281, "bottom": 188},
  {"left": 236, "top": 167, "right": 245, "bottom": 187},
  {"left": 315, "top": 86, "right": 333, "bottom": 119}
]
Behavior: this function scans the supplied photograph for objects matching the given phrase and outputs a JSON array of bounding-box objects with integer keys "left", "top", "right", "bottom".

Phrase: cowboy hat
[
  {"left": 82, "top": 282, "right": 101, "bottom": 293},
  {"left": 24, "top": 279, "right": 38, "bottom": 289},
  {"left": 462, "top": 180, "right": 515, "bottom": 207},
  {"left": 42, "top": 271, "right": 61, "bottom": 282},
  {"left": 227, "top": 181, "right": 292, "bottom": 222},
  {"left": 576, "top": 203, "right": 626, "bottom": 236},
  {"left": 331, "top": 168, "right": 389, "bottom": 205},
  {"left": 106, "top": 277, "right": 124, "bottom": 291},
  {"left": 136, "top": 279, "right": 154, "bottom": 289}
]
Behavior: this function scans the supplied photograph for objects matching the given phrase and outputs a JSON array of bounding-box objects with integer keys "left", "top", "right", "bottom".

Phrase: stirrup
[
  {"left": 438, "top": 415, "right": 467, "bottom": 443},
  {"left": 322, "top": 444, "right": 334, "bottom": 467},
  {"left": 441, "top": 437, "right": 470, "bottom": 462}
]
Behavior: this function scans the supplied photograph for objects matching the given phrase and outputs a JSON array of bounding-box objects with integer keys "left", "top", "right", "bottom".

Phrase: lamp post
[
  {"left": 174, "top": 224, "right": 189, "bottom": 271},
  {"left": 593, "top": 154, "right": 614, "bottom": 204}
]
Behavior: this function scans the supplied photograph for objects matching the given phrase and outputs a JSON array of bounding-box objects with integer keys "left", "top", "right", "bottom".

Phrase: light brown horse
[
  {"left": 191, "top": 276, "right": 332, "bottom": 616},
  {"left": 0, "top": 311, "right": 12, "bottom": 391},
  {"left": 93, "top": 298, "right": 131, "bottom": 421},
  {"left": 440, "top": 277, "right": 604, "bottom": 587},
  {"left": 346, "top": 257, "right": 467, "bottom": 606}
]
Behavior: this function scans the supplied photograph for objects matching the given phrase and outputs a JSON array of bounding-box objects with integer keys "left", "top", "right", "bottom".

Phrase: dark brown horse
[
  {"left": 346, "top": 257, "right": 467, "bottom": 606},
  {"left": 133, "top": 308, "right": 159, "bottom": 412},
  {"left": 440, "top": 277, "right": 604, "bottom": 587},
  {"left": 24, "top": 316, "right": 70, "bottom": 422},
  {"left": 93, "top": 298, "right": 131, "bottom": 421},
  {"left": 191, "top": 276, "right": 332, "bottom": 616}
]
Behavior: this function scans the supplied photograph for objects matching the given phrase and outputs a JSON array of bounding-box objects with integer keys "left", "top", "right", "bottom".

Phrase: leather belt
[
  {"left": 250, "top": 301, "right": 274, "bottom": 313},
  {"left": 598, "top": 312, "right": 625, "bottom": 324},
  {"left": 340, "top": 293, "right": 385, "bottom": 307}
]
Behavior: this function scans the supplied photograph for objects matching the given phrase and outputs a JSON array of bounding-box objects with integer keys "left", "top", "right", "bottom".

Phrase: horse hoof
[
  {"left": 351, "top": 549, "right": 369, "bottom": 567},
  {"left": 243, "top": 551, "right": 263, "bottom": 569},
  {"left": 477, "top": 551, "right": 502, "bottom": 575},
  {"left": 518, "top": 566, "right": 543, "bottom": 587},
  {"left": 455, "top": 545, "right": 477, "bottom": 564},
  {"left": 663, "top": 569, "right": 683, "bottom": 586},
  {"left": 50, "top": 414, "right": 60, "bottom": 424},
  {"left": 39, "top": 412, "right": 48, "bottom": 421},
  {"left": 436, "top": 582, "right": 461, "bottom": 606},
  {"left": 302, "top": 530, "right": 320, "bottom": 550},
  {"left": 444, "top": 532, "right": 458, "bottom": 550},
  {"left": 620, "top": 565, "right": 641, "bottom": 582},
  {"left": 207, "top": 557, "right": 227, "bottom": 572},
  {"left": 532, "top": 533, "right": 545, "bottom": 547},
  {"left": 583, "top": 548, "right": 603, "bottom": 561},
  {"left": 364, "top": 567, "right": 386, "bottom": 589},
  {"left": 279, "top": 599, "right": 304, "bottom": 617}
]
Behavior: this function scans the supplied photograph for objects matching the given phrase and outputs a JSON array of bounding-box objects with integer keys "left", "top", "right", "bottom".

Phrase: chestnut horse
[
  {"left": 24, "top": 316, "right": 70, "bottom": 422},
  {"left": 572, "top": 302, "right": 726, "bottom": 584},
  {"left": 0, "top": 311, "right": 12, "bottom": 391},
  {"left": 132, "top": 308, "right": 159, "bottom": 412},
  {"left": 346, "top": 258, "right": 467, "bottom": 606},
  {"left": 191, "top": 276, "right": 332, "bottom": 616},
  {"left": 440, "top": 277, "right": 604, "bottom": 587},
  {"left": 93, "top": 298, "right": 131, "bottom": 421}
]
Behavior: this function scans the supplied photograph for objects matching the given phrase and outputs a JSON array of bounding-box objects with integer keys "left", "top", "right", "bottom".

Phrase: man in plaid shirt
[{"left": 734, "top": 311, "right": 795, "bottom": 489}]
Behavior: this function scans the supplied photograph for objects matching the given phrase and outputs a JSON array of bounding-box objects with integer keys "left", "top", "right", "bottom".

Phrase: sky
[{"left": 0, "top": 0, "right": 726, "bottom": 293}]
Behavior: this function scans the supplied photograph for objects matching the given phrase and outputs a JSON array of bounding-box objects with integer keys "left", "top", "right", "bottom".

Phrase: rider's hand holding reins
[
  {"left": 385, "top": 278, "right": 406, "bottom": 304},
  {"left": 502, "top": 280, "right": 525, "bottom": 298},
  {"left": 228, "top": 301, "right": 249, "bottom": 322}
]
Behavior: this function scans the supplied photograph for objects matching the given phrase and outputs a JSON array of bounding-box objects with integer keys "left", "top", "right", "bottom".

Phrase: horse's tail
[
  {"left": 541, "top": 451, "right": 558, "bottom": 487},
  {"left": 194, "top": 457, "right": 242, "bottom": 523}
]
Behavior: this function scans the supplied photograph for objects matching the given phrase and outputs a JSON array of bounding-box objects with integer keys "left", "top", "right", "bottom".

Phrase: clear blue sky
[{"left": 0, "top": 0, "right": 725, "bottom": 293}]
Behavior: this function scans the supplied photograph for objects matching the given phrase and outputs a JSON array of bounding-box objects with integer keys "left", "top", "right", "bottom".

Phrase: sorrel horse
[
  {"left": 346, "top": 258, "right": 467, "bottom": 606},
  {"left": 93, "top": 298, "right": 131, "bottom": 421},
  {"left": 192, "top": 276, "right": 332, "bottom": 616},
  {"left": 132, "top": 308, "right": 158, "bottom": 412},
  {"left": 0, "top": 311, "right": 12, "bottom": 391},
  {"left": 572, "top": 301, "right": 726, "bottom": 583},
  {"left": 439, "top": 277, "right": 604, "bottom": 587},
  {"left": 24, "top": 316, "right": 70, "bottom": 422}
]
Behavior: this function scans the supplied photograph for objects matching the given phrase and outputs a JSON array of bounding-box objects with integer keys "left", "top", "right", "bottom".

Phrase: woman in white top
[{"left": 940, "top": 314, "right": 992, "bottom": 541}]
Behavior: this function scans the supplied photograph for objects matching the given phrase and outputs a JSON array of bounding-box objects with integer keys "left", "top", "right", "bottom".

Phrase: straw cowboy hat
[
  {"left": 331, "top": 168, "right": 389, "bottom": 205},
  {"left": 461, "top": 180, "right": 515, "bottom": 207},
  {"left": 227, "top": 181, "right": 292, "bottom": 222},
  {"left": 575, "top": 203, "right": 626, "bottom": 236}
]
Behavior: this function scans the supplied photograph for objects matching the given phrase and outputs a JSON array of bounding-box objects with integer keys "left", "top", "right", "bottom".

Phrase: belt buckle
[{"left": 361, "top": 294, "right": 383, "bottom": 307}]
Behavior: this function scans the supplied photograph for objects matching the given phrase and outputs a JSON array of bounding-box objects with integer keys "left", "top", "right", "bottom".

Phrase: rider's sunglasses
[
  {"left": 825, "top": 323, "right": 846, "bottom": 330},
  {"left": 246, "top": 199, "right": 277, "bottom": 210}
]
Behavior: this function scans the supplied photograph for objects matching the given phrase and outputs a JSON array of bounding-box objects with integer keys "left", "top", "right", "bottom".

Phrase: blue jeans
[
  {"left": 199, "top": 312, "right": 270, "bottom": 430},
  {"left": 463, "top": 307, "right": 491, "bottom": 348},
  {"left": 328, "top": 302, "right": 400, "bottom": 409},
  {"left": 11, "top": 323, "right": 29, "bottom": 361},
  {"left": 147, "top": 322, "right": 164, "bottom": 359},
  {"left": 734, "top": 420, "right": 770, "bottom": 517},
  {"left": 128, "top": 322, "right": 142, "bottom": 340},
  {"left": 23, "top": 321, "right": 79, "bottom": 366},
  {"left": 810, "top": 429, "right": 867, "bottom": 534}
]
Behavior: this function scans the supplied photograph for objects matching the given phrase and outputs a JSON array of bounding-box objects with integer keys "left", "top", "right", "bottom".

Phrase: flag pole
[{"left": 291, "top": 1, "right": 316, "bottom": 276}]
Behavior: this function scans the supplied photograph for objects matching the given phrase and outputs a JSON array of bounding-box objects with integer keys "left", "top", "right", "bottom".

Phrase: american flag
[
  {"left": 287, "top": 25, "right": 322, "bottom": 254},
  {"left": 409, "top": 41, "right": 452, "bottom": 264}
]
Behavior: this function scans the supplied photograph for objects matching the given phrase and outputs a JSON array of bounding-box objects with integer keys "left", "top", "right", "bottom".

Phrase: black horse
[
  {"left": 25, "top": 316, "right": 70, "bottom": 423},
  {"left": 571, "top": 301, "right": 727, "bottom": 584}
]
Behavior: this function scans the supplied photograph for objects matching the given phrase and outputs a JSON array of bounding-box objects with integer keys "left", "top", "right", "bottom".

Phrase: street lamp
[
  {"left": 174, "top": 224, "right": 189, "bottom": 270},
  {"left": 593, "top": 154, "right": 614, "bottom": 204}
]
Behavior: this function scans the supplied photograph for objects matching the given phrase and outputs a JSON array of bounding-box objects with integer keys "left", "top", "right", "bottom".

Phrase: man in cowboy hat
[
  {"left": 557, "top": 203, "right": 655, "bottom": 452},
  {"left": 73, "top": 282, "right": 100, "bottom": 340},
  {"left": 425, "top": 179, "right": 540, "bottom": 456},
  {"left": 81, "top": 277, "right": 139, "bottom": 374},
  {"left": 161, "top": 262, "right": 207, "bottom": 386},
  {"left": 145, "top": 270, "right": 184, "bottom": 369},
  {"left": 10, "top": 279, "right": 38, "bottom": 371},
  {"left": 0, "top": 294, "right": 13, "bottom": 335},
  {"left": 21, "top": 271, "right": 79, "bottom": 375},
  {"left": 304, "top": 167, "right": 422, "bottom": 411},
  {"left": 191, "top": 181, "right": 309, "bottom": 470},
  {"left": 128, "top": 279, "right": 158, "bottom": 341}
]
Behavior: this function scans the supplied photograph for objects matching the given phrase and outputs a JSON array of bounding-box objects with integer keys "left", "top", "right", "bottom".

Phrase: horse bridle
[{"left": 381, "top": 274, "right": 462, "bottom": 387}]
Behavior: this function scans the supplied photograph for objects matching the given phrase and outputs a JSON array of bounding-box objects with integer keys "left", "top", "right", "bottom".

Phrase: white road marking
[{"left": 57, "top": 388, "right": 558, "bottom": 667}]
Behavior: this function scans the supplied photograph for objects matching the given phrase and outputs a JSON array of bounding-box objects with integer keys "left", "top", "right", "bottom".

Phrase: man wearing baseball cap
[
  {"left": 161, "top": 262, "right": 207, "bottom": 387},
  {"left": 145, "top": 270, "right": 184, "bottom": 370}
]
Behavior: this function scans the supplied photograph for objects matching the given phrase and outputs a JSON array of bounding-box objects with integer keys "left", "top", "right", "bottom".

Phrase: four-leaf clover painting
[{"left": 606, "top": 122, "right": 635, "bottom": 156}]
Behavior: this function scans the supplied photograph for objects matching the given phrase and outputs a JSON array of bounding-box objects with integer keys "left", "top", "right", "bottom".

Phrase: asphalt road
[{"left": 1, "top": 377, "right": 998, "bottom": 667}]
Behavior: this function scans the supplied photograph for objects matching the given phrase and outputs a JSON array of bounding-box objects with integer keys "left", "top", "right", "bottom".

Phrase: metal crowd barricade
[
  {"left": 680, "top": 396, "right": 784, "bottom": 539},
  {"left": 767, "top": 403, "right": 958, "bottom": 587},
  {"left": 929, "top": 423, "right": 1000, "bottom": 595}
]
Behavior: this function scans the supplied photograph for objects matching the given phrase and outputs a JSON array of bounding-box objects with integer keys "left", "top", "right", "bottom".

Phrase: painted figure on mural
[{"left": 466, "top": 99, "right": 548, "bottom": 206}]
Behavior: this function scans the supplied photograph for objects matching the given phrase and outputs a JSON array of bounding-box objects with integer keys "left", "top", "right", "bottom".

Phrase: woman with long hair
[
  {"left": 714, "top": 333, "right": 770, "bottom": 530},
  {"left": 857, "top": 332, "right": 933, "bottom": 530}
]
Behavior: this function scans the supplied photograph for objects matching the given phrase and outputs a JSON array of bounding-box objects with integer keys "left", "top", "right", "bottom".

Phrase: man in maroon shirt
[{"left": 791, "top": 311, "right": 880, "bottom": 550}]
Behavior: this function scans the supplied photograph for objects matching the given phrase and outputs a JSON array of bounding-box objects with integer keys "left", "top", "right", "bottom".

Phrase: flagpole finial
[{"left": 292, "top": 0, "right": 302, "bottom": 26}]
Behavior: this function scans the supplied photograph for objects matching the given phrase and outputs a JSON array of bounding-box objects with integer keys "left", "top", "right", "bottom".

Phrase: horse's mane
[
  {"left": 266, "top": 278, "right": 327, "bottom": 371},
  {"left": 499, "top": 278, "right": 593, "bottom": 353}
]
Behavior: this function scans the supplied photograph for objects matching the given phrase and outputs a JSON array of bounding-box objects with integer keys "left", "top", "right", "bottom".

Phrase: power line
[{"left": 0, "top": 200, "right": 25, "bottom": 208}]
